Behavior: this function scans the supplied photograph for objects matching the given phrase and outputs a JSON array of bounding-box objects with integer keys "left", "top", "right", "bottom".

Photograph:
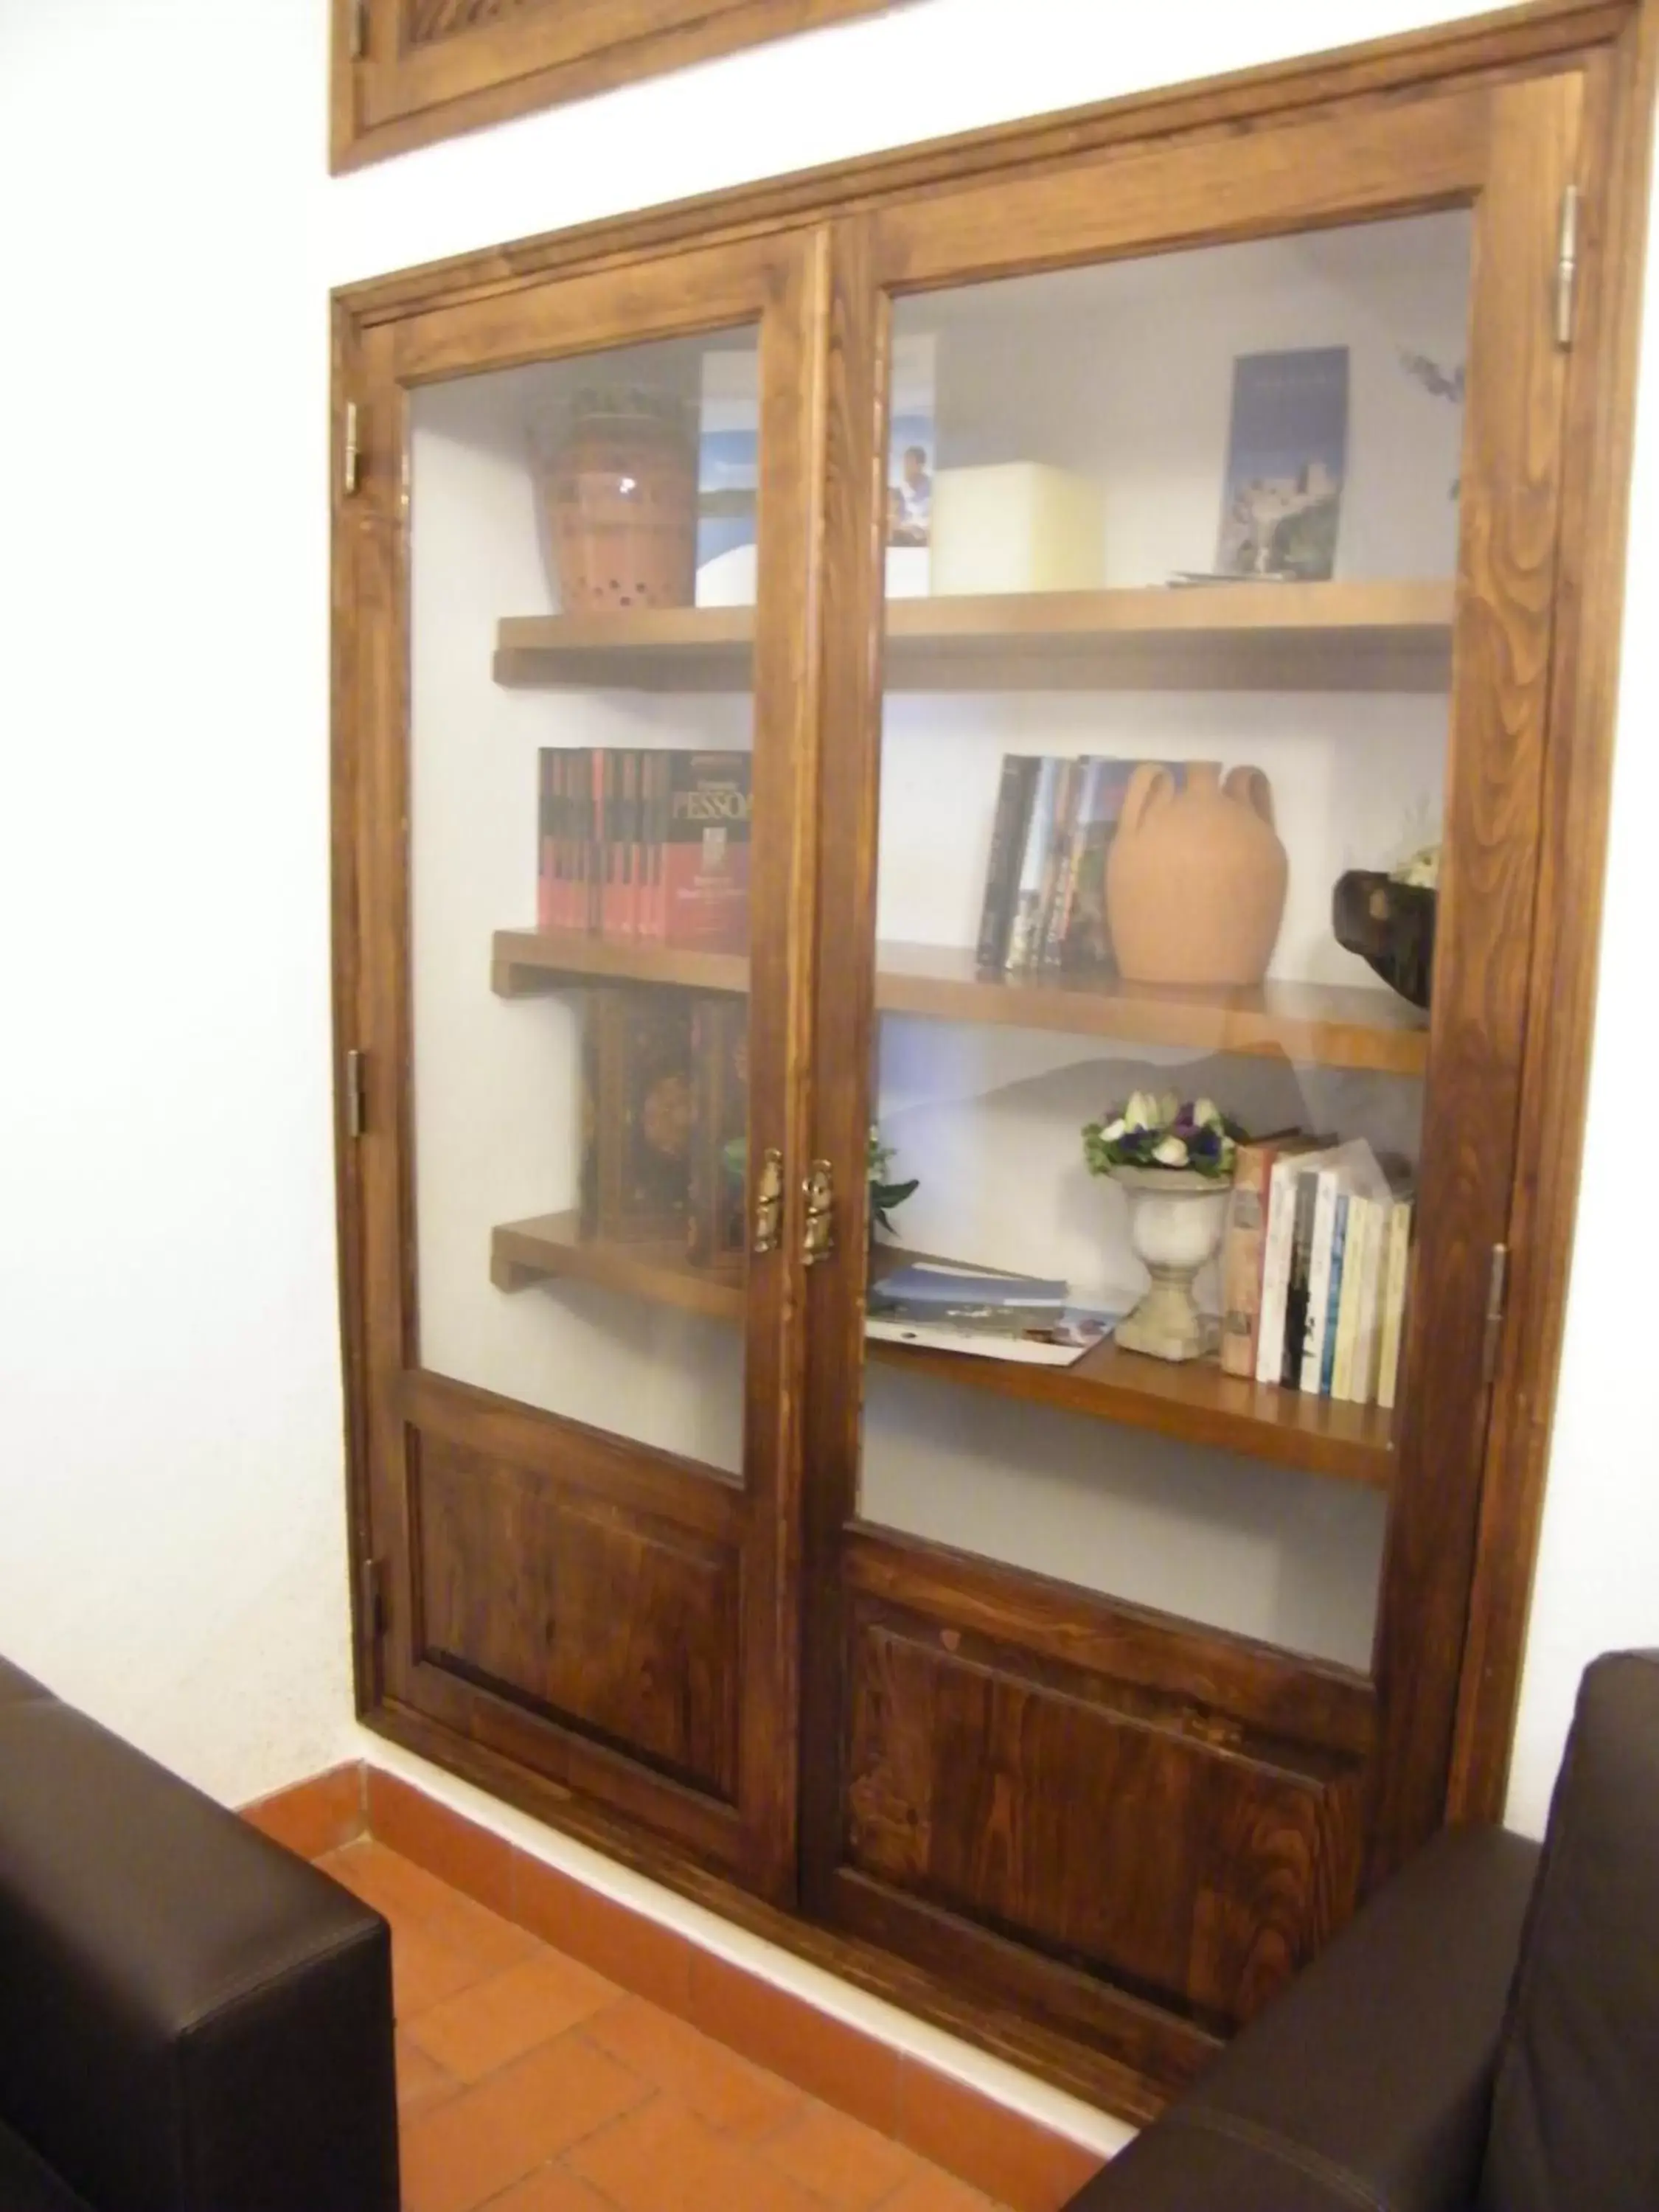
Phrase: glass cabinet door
[
  {"left": 806, "top": 74, "right": 1579, "bottom": 2059},
  {"left": 349, "top": 237, "right": 823, "bottom": 1896}
]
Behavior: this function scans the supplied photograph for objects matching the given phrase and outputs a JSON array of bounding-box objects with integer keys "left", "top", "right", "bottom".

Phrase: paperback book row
[
  {"left": 580, "top": 986, "right": 747, "bottom": 1269},
  {"left": 976, "top": 755, "right": 1189, "bottom": 975},
  {"left": 537, "top": 747, "right": 751, "bottom": 955},
  {"left": 1219, "top": 1134, "right": 1414, "bottom": 1410}
]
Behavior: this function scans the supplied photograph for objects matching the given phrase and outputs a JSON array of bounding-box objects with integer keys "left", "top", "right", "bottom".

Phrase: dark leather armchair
[
  {"left": 0, "top": 1654, "right": 400, "bottom": 2212},
  {"left": 1068, "top": 1649, "right": 1659, "bottom": 2211}
]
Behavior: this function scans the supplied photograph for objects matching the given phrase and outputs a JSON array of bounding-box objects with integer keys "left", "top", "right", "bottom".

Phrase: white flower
[
  {"left": 1156, "top": 1090, "right": 1180, "bottom": 1127},
  {"left": 1192, "top": 1097, "right": 1223, "bottom": 1131},
  {"left": 1123, "top": 1092, "right": 1156, "bottom": 1132},
  {"left": 1152, "top": 1135, "right": 1190, "bottom": 1167},
  {"left": 1099, "top": 1117, "right": 1127, "bottom": 1144}
]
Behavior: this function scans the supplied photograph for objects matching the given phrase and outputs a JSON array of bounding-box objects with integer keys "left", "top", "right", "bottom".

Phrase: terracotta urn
[
  {"left": 536, "top": 386, "right": 696, "bottom": 613},
  {"left": 1106, "top": 762, "right": 1288, "bottom": 987}
]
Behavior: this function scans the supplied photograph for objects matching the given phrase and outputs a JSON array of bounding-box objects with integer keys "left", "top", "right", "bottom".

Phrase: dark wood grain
[
  {"left": 799, "top": 212, "right": 888, "bottom": 1923},
  {"left": 338, "top": 0, "right": 891, "bottom": 170},
  {"left": 1367, "top": 68, "right": 1584, "bottom": 1882},
  {"left": 842, "top": 1528, "right": 1378, "bottom": 1761},
  {"left": 731, "top": 226, "right": 833, "bottom": 1903},
  {"left": 415, "top": 1429, "right": 740, "bottom": 1796},
  {"left": 842, "top": 1600, "right": 1364, "bottom": 2029}
]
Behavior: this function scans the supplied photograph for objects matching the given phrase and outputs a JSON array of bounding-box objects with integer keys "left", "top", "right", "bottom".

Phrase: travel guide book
[{"left": 1212, "top": 345, "right": 1349, "bottom": 581}]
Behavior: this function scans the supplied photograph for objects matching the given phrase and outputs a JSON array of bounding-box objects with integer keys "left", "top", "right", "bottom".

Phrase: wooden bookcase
[{"left": 331, "top": 0, "right": 1658, "bottom": 2121}]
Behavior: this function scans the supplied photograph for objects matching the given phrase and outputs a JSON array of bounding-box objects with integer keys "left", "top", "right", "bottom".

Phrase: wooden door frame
[
  {"left": 336, "top": 228, "right": 832, "bottom": 1902},
  {"left": 332, "top": 0, "right": 1658, "bottom": 2108}
]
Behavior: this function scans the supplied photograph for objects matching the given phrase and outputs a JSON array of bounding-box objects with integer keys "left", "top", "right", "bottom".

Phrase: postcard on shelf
[
  {"left": 886, "top": 333, "right": 936, "bottom": 597},
  {"left": 866, "top": 1306, "right": 1115, "bottom": 1368},
  {"left": 870, "top": 1261, "right": 1069, "bottom": 1312},
  {"left": 1214, "top": 346, "right": 1349, "bottom": 581}
]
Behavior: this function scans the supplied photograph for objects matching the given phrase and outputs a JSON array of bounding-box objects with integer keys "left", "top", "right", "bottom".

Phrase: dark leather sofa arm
[
  {"left": 1068, "top": 1823, "right": 1541, "bottom": 2211},
  {"left": 0, "top": 1657, "right": 399, "bottom": 2212}
]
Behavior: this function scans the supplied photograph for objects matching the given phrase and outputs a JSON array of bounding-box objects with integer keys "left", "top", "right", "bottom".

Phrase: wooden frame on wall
[
  {"left": 331, "top": 0, "right": 892, "bottom": 171},
  {"left": 330, "top": 0, "right": 1658, "bottom": 2109}
]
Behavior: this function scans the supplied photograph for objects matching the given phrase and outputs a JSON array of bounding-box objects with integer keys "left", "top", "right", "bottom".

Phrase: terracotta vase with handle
[{"left": 1106, "top": 761, "right": 1288, "bottom": 987}]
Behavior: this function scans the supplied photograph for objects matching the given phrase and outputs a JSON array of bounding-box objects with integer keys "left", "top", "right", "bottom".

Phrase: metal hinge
[
  {"left": 348, "top": 0, "right": 369, "bottom": 61},
  {"left": 1555, "top": 185, "right": 1581, "bottom": 349},
  {"left": 345, "top": 1047, "right": 367, "bottom": 1138},
  {"left": 1482, "top": 1242, "right": 1510, "bottom": 1381},
  {"left": 342, "top": 400, "right": 361, "bottom": 497},
  {"left": 360, "top": 1557, "right": 389, "bottom": 1641}
]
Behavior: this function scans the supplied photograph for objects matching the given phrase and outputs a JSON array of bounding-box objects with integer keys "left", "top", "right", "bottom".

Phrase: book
[
  {"left": 580, "top": 988, "right": 694, "bottom": 1243},
  {"left": 1377, "top": 1200, "right": 1415, "bottom": 1411},
  {"left": 1004, "top": 757, "right": 1060, "bottom": 971},
  {"left": 975, "top": 757, "right": 1040, "bottom": 970},
  {"left": 1349, "top": 1199, "right": 1388, "bottom": 1405},
  {"left": 1318, "top": 1192, "right": 1349, "bottom": 1396},
  {"left": 866, "top": 1306, "right": 1113, "bottom": 1368},
  {"left": 1035, "top": 757, "right": 1086, "bottom": 969},
  {"left": 1330, "top": 1194, "right": 1374, "bottom": 1401},
  {"left": 871, "top": 1261, "right": 1069, "bottom": 1313},
  {"left": 1281, "top": 1166, "right": 1323, "bottom": 1387},
  {"left": 664, "top": 751, "right": 751, "bottom": 953},
  {"left": 1214, "top": 346, "right": 1349, "bottom": 582},
  {"left": 1219, "top": 1130, "right": 1319, "bottom": 1380},
  {"left": 686, "top": 997, "right": 748, "bottom": 1267},
  {"left": 1290, "top": 1140, "right": 1399, "bottom": 1391},
  {"left": 1256, "top": 1143, "right": 1338, "bottom": 1385}
]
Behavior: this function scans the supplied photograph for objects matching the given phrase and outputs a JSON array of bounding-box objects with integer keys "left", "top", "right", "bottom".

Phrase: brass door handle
[
  {"left": 803, "top": 1160, "right": 835, "bottom": 1266},
  {"left": 752, "top": 1148, "right": 784, "bottom": 1255}
]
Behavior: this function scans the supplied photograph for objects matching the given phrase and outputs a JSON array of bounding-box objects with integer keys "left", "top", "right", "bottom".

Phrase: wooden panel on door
[
  {"left": 844, "top": 1590, "right": 1368, "bottom": 2032},
  {"left": 414, "top": 1429, "right": 741, "bottom": 1799}
]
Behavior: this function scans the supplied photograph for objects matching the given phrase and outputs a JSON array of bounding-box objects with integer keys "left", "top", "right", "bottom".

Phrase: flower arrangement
[
  {"left": 1082, "top": 1092, "right": 1245, "bottom": 1180},
  {"left": 868, "top": 1126, "right": 919, "bottom": 1237}
]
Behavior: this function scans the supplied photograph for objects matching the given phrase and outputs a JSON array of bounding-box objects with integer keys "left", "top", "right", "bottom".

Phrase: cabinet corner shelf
[
  {"left": 494, "top": 580, "right": 1455, "bottom": 694},
  {"left": 492, "top": 930, "right": 1430, "bottom": 1077},
  {"left": 490, "top": 1211, "right": 1395, "bottom": 1488}
]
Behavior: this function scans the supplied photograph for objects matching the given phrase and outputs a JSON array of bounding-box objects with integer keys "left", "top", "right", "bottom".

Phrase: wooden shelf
[
  {"left": 492, "top": 931, "right": 1429, "bottom": 1077},
  {"left": 494, "top": 580, "right": 1454, "bottom": 693},
  {"left": 490, "top": 1211, "right": 742, "bottom": 1321},
  {"left": 490, "top": 1211, "right": 1394, "bottom": 1487}
]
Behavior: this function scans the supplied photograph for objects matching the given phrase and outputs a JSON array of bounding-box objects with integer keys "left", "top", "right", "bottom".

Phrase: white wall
[{"left": 0, "top": 0, "right": 1654, "bottom": 2142}]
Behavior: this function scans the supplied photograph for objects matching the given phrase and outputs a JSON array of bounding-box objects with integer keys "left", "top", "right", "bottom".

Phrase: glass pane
[
  {"left": 859, "top": 212, "right": 1470, "bottom": 1666},
  {"left": 410, "top": 328, "right": 760, "bottom": 1478}
]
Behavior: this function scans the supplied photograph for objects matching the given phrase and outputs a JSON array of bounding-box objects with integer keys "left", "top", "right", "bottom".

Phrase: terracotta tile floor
[{"left": 321, "top": 1840, "right": 1015, "bottom": 2212}]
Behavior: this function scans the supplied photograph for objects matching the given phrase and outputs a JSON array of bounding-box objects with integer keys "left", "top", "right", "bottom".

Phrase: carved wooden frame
[{"left": 332, "top": 0, "right": 891, "bottom": 170}]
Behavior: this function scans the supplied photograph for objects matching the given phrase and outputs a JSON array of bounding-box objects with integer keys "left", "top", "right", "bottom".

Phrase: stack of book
[
  {"left": 867, "top": 1261, "right": 1113, "bottom": 1368},
  {"left": 975, "top": 756, "right": 1186, "bottom": 974},
  {"left": 1219, "top": 1134, "right": 1414, "bottom": 1410},
  {"left": 538, "top": 747, "right": 751, "bottom": 954}
]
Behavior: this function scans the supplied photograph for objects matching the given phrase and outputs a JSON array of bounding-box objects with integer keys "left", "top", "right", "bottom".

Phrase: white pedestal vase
[{"left": 1110, "top": 1164, "right": 1233, "bottom": 1363}]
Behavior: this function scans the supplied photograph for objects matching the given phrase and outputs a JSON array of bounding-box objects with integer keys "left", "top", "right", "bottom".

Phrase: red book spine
[{"left": 554, "top": 751, "right": 571, "bottom": 933}]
